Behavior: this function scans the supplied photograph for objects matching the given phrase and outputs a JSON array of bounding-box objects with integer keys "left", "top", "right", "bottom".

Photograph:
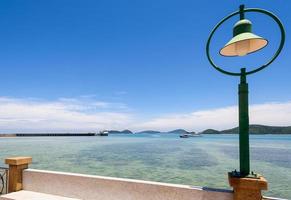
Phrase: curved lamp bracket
[{"left": 206, "top": 7, "right": 285, "bottom": 76}]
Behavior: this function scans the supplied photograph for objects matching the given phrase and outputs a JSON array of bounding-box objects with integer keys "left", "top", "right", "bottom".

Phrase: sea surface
[{"left": 0, "top": 134, "right": 290, "bottom": 199}]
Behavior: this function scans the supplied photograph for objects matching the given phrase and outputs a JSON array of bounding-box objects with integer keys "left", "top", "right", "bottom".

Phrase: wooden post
[
  {"left": 5, "top": 157, "right": 32, "bottom": 193},
  {"left": 229, "top": 173, "right": 268, "bottom": 200}
]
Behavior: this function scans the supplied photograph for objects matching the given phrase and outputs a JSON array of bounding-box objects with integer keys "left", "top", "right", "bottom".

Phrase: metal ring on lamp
[{"left": 206, "top": 8, "right": 285, "bottom": 76}]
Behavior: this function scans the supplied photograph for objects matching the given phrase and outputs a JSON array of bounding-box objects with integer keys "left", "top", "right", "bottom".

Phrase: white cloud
[
  {"left": 133, "top": 102, "right": 291, "bottom": 132},
  {"left": 0, "top": 96, "right": 290, "bottom": 133},
  {"left": 0, "top": 97, "right": 132, "bottom": 133},
  {"left": 133, "top": 106, "right": 237, "bottom": 132},
  {"left": 249, "top": 102, "right": 291, "bottom": 126}
]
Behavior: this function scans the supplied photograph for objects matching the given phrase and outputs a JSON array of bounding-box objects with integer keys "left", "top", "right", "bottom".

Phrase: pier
[{"left": 0, "top": 133, "right": 96, "bottom": 137}]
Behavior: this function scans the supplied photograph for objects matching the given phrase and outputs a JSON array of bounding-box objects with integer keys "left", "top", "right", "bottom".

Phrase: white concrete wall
[
  {"left": 23, "top": 169, "right": 233, "bottom": 200},
  {"left": 263, "top": 197, "right": 288, "bottom": 200}
]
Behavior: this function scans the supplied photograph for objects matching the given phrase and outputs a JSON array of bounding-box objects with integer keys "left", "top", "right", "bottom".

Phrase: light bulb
[{"left": 235, "top": 40, "right": 250, "bottom": 56}]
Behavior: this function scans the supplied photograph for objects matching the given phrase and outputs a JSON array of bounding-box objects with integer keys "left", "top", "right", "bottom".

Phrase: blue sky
[{"left": 0, "top": 0, "right": 290, "bottom": 132}]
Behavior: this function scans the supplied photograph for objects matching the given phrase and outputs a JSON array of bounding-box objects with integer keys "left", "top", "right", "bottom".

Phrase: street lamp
[{"left": 206, "top": 5, "right": 285, "bottom": 177}]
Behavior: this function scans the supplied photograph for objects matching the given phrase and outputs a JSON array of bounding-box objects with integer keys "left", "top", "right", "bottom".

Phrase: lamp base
[
  {"left": 229, "top": 170, "right": 260, "bottom": 179},
  {"left": 228, "top": 172, "right": 268, "bottom": 200}
]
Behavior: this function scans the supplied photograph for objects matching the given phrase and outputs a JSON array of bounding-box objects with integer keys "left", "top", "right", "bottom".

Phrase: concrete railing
[
  {"left": 1, "top": 157, "right": 287, "bottom": 200},
  {"left": 263, "top": 198, "right": 288, "bottom": 200},
  {"left": 22, "top": 169, "right": 233, "bottom": 200}
]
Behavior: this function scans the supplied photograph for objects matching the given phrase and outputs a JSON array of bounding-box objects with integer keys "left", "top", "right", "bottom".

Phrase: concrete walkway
[{"left": 0, "top": 190, "right": 81, "bottom": 200}]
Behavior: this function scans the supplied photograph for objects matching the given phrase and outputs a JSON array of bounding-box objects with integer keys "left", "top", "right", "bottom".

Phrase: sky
[{"left": 0, "top": 0, "right": 290, "bottom": 132}]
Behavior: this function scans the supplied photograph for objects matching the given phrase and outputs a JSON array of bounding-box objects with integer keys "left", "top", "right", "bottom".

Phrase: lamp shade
[{"left": 220, "top": 19, "right": 268, "bottom": 56}]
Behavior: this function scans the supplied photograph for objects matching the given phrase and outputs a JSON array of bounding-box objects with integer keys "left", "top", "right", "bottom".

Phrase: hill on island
[
  {"left": 167, "top": 129, "right": 189, "bottom": 134},
  {"left": 136, "top": 130, "right": 161, "bottom": 134},
  {"left": 108, "top": 130, "right": 133, "bottom": 134},
  {"left": 136, "top": 129, "right": 195, "bottom": 134},
  {"left": 103, "top": 125, "right": 291, "bottom": 135},
  {"left": 200, "top": 124, "right": 291, "bottom": 134}
]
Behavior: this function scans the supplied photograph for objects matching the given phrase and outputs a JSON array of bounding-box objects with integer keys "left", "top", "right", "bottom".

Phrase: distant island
[
  {"left": 167, "top": 129, "right": 195, "bottom": 134},
  {"left": 199, "top": 124, "right": 291, "bottom": 134},
  {"left": 107, "top": 130, "right": 133, "bottom": 134},
  {"left": 1, "top": 125, "right": 291, "bottom": 137},
  {"left": 133, "top": 125, "right": 291, "bottom": 134},
  {"left": 106, "top": 129, "right": 192, "bottom": 134},
  {"left": 136, "top": 130, "right": 161, "bottom": 134}
]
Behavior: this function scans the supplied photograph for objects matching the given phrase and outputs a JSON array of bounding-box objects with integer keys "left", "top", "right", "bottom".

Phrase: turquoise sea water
[{"left": 0, "top": 134, "right": 290, "bottom": 199}]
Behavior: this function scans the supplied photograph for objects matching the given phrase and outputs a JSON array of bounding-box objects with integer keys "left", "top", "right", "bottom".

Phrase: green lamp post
[{"left": 206, "top": 5, "right": 285, "bottom": 177}]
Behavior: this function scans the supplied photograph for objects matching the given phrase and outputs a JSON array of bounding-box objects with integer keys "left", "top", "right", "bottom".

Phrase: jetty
[{"left": 0, "top": 133, "right": 96, "bottom": 137}]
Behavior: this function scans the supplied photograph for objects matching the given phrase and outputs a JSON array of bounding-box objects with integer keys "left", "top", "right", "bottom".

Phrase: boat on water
[
  {"left": 96, "top": 130, "right": 109, "bottom": 136},
  {"left": 179, "top": 133, "right": 201, "bottom": 138}
]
